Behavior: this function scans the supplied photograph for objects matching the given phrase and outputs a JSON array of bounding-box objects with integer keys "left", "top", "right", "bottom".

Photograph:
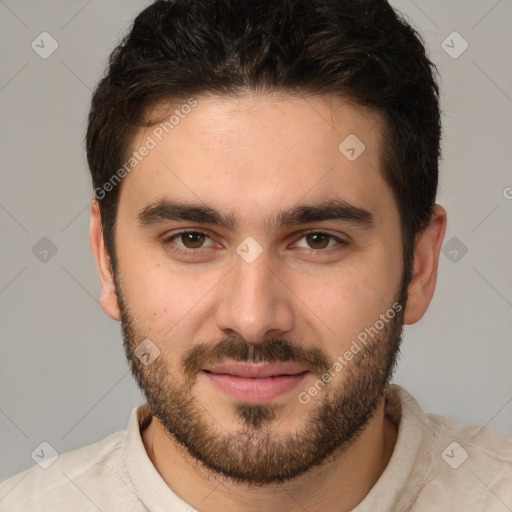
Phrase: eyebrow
[{"left": 137, "top": 198, "right": 374, "bottom": 232}]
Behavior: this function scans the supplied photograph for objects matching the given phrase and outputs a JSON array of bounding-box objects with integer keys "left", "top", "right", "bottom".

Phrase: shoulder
[
  {"left": 0, "top": 429, "right": 141, "bottom": 511},
  {"left": 393, "top": 386, "right": 512, "bottom": 511},
  {"left": 425, "top": 406, "right": 512, "bottom": 469},
  {"left": 419, "top": 416, "right": 512, "bottom": 511}
]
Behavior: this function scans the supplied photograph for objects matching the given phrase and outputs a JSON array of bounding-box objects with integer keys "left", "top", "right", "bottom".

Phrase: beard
[{"left": 115, "top": 272, "right": 408, "bottom": 485}]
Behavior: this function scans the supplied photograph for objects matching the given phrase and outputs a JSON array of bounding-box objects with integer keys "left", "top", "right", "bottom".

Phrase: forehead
[
  {"left": 120, "top": 92, "right": 394, "bottom": 228},
  {"left": 143, "top": 92, "right": 383, "bottom": 155}
]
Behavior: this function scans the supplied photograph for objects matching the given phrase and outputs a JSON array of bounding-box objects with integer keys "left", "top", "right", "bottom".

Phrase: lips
[
  {"left": 204, "top": 362, "right": 308, "bottom": 378},
  {"left": 201, "top": 362, "right": 309, "bottom": 402}
]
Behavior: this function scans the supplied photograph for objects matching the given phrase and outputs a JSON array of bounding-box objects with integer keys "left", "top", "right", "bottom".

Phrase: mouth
[{"left": 201, "top": 362, "right": 310, "bottom": 403}]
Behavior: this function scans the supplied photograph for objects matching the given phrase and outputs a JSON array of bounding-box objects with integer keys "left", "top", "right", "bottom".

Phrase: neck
[{"left": 142, "top": 399, "right": 397, "bottom": 512}]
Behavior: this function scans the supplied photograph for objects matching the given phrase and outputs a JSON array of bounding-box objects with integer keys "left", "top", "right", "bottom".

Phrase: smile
[{"left": 202, "top": 362, "right": 310, "bottom": 403}]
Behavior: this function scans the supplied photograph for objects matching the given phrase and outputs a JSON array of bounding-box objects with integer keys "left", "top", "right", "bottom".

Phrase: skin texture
[{"left": 90, "top": 92, "right": 447, "bottom": 512}]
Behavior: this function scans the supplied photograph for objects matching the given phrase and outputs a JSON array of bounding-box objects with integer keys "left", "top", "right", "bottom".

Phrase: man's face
[{"left": 110, "top": 93, "right": 407, "bottom": 483}]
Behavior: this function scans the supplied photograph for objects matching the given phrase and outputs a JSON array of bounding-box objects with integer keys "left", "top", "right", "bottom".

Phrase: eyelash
[{"left": 161, "top": 229, "right": 349, "bottom": 257}]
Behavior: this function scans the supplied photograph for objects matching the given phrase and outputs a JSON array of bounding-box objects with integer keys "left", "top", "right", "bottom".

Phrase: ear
[
  {"left": 89, "top": 199, "right": 121, "bottom": 321},
  {"left": 403, "top": 204, "right": 447, "bottom": 325}
]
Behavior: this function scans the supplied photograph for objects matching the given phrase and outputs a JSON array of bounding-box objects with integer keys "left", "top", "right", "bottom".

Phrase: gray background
[{"left": 0, "top": 0, "right": 511, "bottom": 481}]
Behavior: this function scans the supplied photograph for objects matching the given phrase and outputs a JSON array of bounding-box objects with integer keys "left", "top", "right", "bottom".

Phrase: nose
[{"left": 214, "top": 247, "right": 295, "bottom": 344}]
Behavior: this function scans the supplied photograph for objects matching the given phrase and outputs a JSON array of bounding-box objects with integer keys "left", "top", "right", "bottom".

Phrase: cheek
[
  {"left": 296, "top": 260, "right": 397, "bottom": 348},
  {"left": 117, "top": 255, "right": 218, "bottom": 340}
]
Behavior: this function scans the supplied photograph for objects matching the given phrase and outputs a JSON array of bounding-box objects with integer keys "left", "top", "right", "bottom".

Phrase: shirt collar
[
  {"left": 122, "top": 384, "right": 435, "bottom": 511},
  {"left": 122, "top": 402, "right": 193, "bottom": 511}
]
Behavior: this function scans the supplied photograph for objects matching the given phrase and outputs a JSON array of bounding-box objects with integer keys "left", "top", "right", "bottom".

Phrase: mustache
[{"left": 182, "top": 337, "right": 331, "bottom": 382}]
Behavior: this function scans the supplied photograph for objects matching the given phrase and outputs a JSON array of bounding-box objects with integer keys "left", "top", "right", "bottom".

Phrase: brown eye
[
  {"left": 162, "top": 230, "right": 217, "bottom": 258},
  {"left": 305, "top": 233, "right": 331, "bottom": 249},
  {"left": 294, "top": 231, "right": 348, "bottom": 252},
  {"left": 180, "top": 232, "right": 206, "bottom": 248}
]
